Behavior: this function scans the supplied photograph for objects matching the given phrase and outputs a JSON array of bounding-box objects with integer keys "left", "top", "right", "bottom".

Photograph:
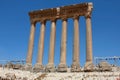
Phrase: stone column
[
  {"left": 25, "top": 22, "right": 36, "bottom": 70},
  {"left": 58, "top": 18, "right": 67, "bottom": 72},
  {"left": 33, "top": 21, "right": 46, "bottom": 72},
  {"left": 84, "top": 16, "right": 94, "bottom": 71},
  {"left": 84, "top": 3, "right": 94, "bottom": 71},
  {"left": 46, "top": 19, "right": 56, "bottom": 72},
  {"left": 71, "top": 16, "right": 81, "bottom": 72}
]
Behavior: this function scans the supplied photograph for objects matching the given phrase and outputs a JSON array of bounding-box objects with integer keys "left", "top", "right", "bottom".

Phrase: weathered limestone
[
  {"left": 45, "top": 19, "right": 56, "bottom": 72},
  {"left": 33, "top": 21, "right": 46, "bottom": 72},
  {"left": 71, "top": 16, "right": 81, "bottom": 72},
  {"left": 84, "top": 15, "right": 94, "bottom": 71},
  {"left": 25, "top": 23, "right": 36, "bottom": 71},
  {"left": 58, "top": 18, "right": 67, "bottom": 72}
]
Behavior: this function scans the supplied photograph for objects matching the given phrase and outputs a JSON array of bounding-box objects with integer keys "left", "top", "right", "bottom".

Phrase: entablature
[{"left": 29, "top": 2, "right": 93, "bottom": 24}]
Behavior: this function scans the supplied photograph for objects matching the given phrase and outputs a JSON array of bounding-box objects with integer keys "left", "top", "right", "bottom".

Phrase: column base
[
  {"left": 22, "top": 63, "right": 32, "bottom": 71},
  {"left": 71, "top": 62, "right": 81, "bottom": 72},
  {"left": 45, "top": 63, "right": 55, "bottom": 72},
  {"left": 84, "top": 61, "right": 94, "bottom": 72},
  {"left": 32, "top": 63, "right": 44, "bottom": 72},
  {"left": 57, "top": 63, "right": 67, "bottom": 72}
]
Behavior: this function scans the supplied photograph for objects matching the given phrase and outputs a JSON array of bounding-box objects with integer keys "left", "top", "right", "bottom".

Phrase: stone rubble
[
  {"left": 0, "top": 68, "right": 120, "bottom": 80},
  {"left": 0, "top": 68, "right": 41, "bottom": 80}
]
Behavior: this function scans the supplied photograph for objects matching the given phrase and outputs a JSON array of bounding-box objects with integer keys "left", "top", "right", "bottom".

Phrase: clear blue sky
[{"left": 0, "top": 0, "right": 120, "bottom": 66}]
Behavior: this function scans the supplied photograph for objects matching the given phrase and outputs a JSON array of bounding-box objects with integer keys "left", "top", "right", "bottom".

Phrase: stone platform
[{"left": 0, "top": 68, "right": 120, "bottom": 80}]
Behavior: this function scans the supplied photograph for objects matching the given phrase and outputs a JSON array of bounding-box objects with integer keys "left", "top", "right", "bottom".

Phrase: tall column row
[{"left": 25, "top": 16, "right": 93, "bottom": 72}]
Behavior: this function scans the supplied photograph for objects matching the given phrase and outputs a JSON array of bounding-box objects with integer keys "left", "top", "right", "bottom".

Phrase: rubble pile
[
  {"left": 0, "top": 68, "right": 120, "bottom": 80},
  {"left": 0, "top": 68, "right": 41, "bottom": 80}
]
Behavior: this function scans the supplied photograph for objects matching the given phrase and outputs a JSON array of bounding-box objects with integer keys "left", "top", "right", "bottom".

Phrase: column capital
[
  {"left": 85, "top": 2, "right": 93, "bottom": 19},
  {"left": 51, "top": 18, "right": 57, "bottom": 22},
  {"left": 30, "top": 18, "right": 37, "bottom": 25},
  {"left": 73, "top": 15, "right": 79, "bottom": 20},
  {"left": 85, "top": 13, "right": 91, "bottom": 19},
  {"left": 40, "top": 20, "right": 46, "bottom": 24},
  {"left": 61, "top": 17, "right": 67, "bottom": 21}
]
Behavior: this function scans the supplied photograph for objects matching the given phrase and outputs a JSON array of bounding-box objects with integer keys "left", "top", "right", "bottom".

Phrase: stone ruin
[{"left": 24, "top": 2, "right": 94, "bottom": 72}]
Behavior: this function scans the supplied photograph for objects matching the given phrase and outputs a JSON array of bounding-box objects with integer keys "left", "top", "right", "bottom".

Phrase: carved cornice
[{"left": 29, "top": 2, "right": 93, "bottom": 23}]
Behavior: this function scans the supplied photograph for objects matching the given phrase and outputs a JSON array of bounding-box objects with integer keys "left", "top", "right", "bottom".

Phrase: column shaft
[
  {"left": 48, "top": 20, "right": 56, "bottom": 65},
  {"left": 58, "top": 18, "right": 67, "bottom": 72},
  {"left": 46, "top": 19, "right": 56, "bottom": 72},
  {"left": 73, "top": 17, "right": 80, "bottom": 63},
  {"left": 86, "top": 17, "right": 93, "bottom": 62},
  {"left": 37, "top": 21, "right": 46, "bottom": 65},
  {"left": 60, "top": 19, "right": 67, "bottom": 64},
  {"left": 84, "top": 3, "right": 94, "bottom": 71},
  {"left": 71, "top": 16, "right": 81, "bottom": 72},
  {"left": 26, "top": 23, "right": 36, "bottom": 64},
  {"left": 84, "top": 16, "right": 94, "bottom": 71},
  {"left": 33, "top": 21, "right": 46, "bottom": 72}
]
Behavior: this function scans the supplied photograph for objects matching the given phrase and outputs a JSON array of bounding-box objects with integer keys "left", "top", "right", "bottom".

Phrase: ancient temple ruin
[{"left": 25, "top": 2, "right": 94, "bottom": 72}]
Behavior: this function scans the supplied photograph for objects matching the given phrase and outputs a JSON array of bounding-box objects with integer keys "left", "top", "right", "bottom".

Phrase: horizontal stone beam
[{"left": 29, "top": 3, "right": 93, "bottom": 23}]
